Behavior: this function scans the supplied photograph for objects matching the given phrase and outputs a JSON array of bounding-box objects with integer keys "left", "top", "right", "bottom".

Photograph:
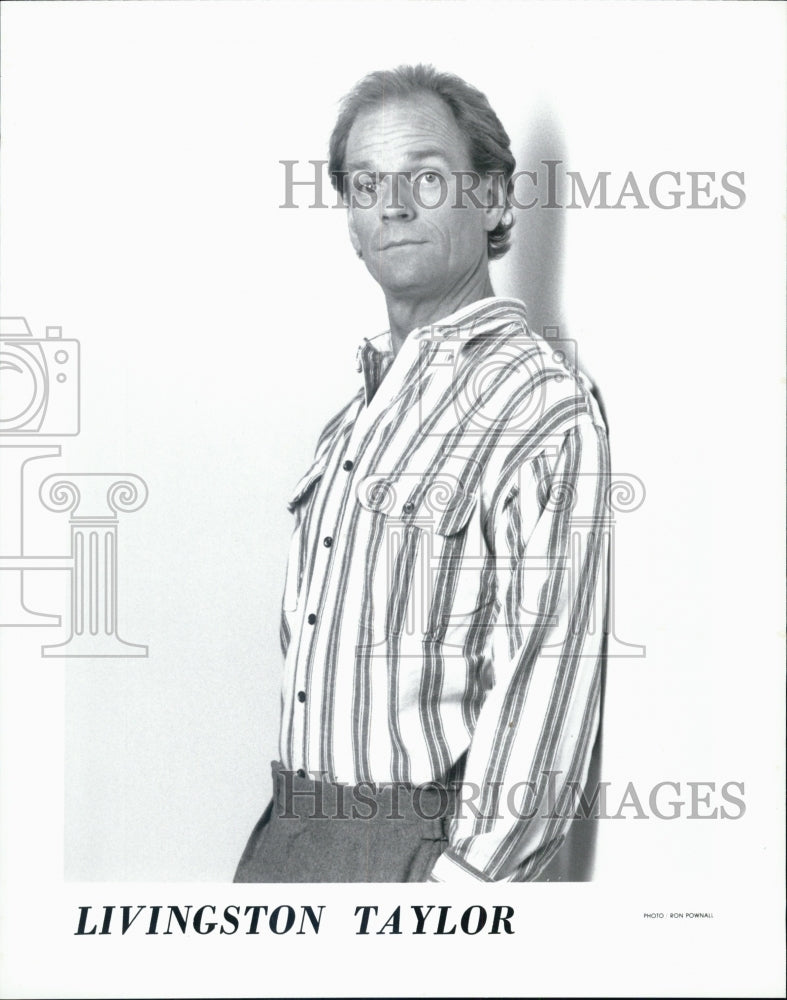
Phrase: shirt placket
[{"left": 285, "top": 333, "right": 429, "bottom": 776}]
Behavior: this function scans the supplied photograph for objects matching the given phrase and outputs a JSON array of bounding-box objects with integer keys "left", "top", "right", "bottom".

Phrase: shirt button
[
  {"left": 323, "top": 536, "right": 333, "bottom": 548},
  {"left": 342, "top": 459, "right": 354, "bottom": 471},
  {"left": 296, "top": 768, "right": 306, "bottom": 779},
  {"left": 297, "top": 690, "right": 306, "bottom": 703},
  {"left": 307, "top": 613, "right": 317, "bottom": 625},
  {"left": 403, "top": 501, "right": 415, "bottom": 514}
]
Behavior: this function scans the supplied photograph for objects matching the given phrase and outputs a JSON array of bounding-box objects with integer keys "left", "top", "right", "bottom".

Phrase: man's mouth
[{"left": 378, "top": 239, "right": 426, "bottom": 250}]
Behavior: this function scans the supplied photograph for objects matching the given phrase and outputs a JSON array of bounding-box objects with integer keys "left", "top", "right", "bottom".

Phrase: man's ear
[{"left": 481, "top": 173, "right": 507, "bottom": 233}]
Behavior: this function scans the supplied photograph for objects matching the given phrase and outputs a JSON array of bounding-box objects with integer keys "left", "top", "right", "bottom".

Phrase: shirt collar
[
  {"left": 356, "top": 296, "right": 528, "bottom": 403},
  {"left": 421, "top": 296, "right": 528, "bottom": 345}
]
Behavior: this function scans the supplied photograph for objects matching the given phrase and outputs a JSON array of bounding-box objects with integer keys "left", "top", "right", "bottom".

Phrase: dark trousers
[{"left": 234, "top": 761, "right": 452, "bottom": 883}]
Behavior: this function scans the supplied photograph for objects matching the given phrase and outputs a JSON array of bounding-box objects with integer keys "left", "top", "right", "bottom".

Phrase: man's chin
[{"left": 369, "top": 266, "right": 433, "bottom": 297}]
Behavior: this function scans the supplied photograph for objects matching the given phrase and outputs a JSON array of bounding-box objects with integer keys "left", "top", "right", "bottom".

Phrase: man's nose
[{"left": 380, "top": 173, "right": 415, "bottom": 220}]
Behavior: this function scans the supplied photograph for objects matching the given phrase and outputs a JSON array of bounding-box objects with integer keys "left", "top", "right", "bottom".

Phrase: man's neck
[{"left": 385, "top": 271, "right": 496, "bottom": 356}]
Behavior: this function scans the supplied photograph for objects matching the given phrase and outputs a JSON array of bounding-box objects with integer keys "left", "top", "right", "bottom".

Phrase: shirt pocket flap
[
  {"left": 356, "top": 471, "right": 478, "bottom": 536},
  {"left": 287, "top": 453, "right": 329, "bottom": 512}
]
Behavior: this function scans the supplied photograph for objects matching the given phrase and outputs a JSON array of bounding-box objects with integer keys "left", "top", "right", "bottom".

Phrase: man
[{"left": 235, "top": 64, "right": 610, "bottom": 883}]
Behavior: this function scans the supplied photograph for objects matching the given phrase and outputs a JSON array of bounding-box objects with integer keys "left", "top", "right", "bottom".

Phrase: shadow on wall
[
  {"left": 505, "top": 111, "right": 604, "bottom": 883},
  {"left": 504, "top": 111, "right": 568, "bottom": 344},
  {"left": 504, "top": 108, "right": 610, "bottom": 431}
]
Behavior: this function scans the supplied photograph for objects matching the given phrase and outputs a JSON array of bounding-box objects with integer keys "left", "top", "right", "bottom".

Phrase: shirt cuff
[{"left": 427, "top": 848, "right": 498, "bottom": 883}]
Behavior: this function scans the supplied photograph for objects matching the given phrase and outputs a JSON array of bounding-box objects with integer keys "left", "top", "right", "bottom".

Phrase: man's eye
[
  {"left": 355, "top": 174, "right": 378, "bottom": 193},
  {"left": 418, "top": 171, "right": 440, "bottom": 185}
]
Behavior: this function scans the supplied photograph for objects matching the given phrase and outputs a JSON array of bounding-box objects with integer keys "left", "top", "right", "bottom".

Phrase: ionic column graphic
[
  {"left": 39, "top": 474, "right": 149, "bottom": 657},
  {"left": 535, "top": 472, "right": 647, "bottom": 658}
]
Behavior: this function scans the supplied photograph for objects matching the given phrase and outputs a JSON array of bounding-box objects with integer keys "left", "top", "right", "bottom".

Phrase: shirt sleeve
[{"left": 427, "top": 413, "right": 610, "bottom": 882}]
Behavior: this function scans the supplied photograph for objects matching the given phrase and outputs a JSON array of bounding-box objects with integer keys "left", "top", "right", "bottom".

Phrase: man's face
[{"left": 344, "top": 93, "right": 503, "bottom": 301}]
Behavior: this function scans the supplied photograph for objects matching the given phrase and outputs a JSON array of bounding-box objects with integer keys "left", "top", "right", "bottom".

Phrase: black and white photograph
[{"left": 0, "top": 1, "right": 784, "bottom": 997}]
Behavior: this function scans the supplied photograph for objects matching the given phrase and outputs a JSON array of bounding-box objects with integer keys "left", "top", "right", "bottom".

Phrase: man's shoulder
[
  {"left": 314, "top": 388, "right": 364, "bottom": 457},
  {"left": 460, "top": 317, "right": 607, "bottom": 437}
]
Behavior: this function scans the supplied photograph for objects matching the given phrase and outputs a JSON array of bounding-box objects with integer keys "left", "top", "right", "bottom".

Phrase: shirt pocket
[
  {"left": 355, "top": 470, "right": 486, "bottom": 637},
  {"left": 282, "top": 453, "right": 328, "bottom": 613}
]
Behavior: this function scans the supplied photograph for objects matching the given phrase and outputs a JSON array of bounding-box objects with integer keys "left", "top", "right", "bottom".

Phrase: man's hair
[{"left": 328, "top": 64, "right": 516, "bottom": 261}]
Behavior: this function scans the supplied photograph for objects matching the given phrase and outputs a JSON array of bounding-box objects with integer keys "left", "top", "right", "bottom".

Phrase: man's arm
[{"left": 428, "top": 412, "right": 610, "bottom": 882}]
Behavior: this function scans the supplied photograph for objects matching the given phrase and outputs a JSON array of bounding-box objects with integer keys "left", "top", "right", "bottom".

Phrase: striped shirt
[{"left": 278, "top": 296, "right": 610, "bottom": 882}]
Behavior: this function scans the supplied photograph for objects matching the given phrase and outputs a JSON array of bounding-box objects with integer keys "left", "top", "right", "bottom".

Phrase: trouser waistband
[{"left": 270, "top": 760, "right": 454, "bottom": 839}]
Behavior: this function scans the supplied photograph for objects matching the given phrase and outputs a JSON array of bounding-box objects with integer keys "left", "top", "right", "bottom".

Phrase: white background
[{"left": 0, "top": 1, "right": 784, "bottom": 997}]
